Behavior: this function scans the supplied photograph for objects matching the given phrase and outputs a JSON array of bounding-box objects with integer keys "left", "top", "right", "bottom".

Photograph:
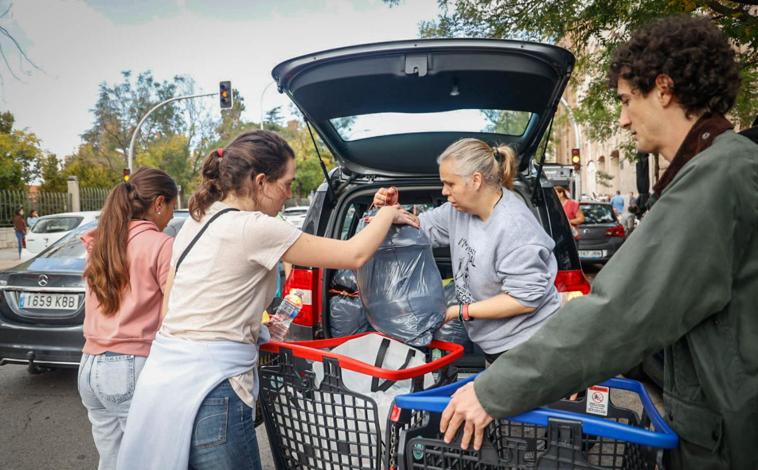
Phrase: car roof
[
  {"left": 37, "top": 211, "right": 100, "bottom": 219},
  {"left": 273, "top": 38, "right": 574, "bottom": 176}
]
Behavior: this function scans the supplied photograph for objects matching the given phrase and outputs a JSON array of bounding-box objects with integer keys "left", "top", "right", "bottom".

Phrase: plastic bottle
[{"left": 268, "top": 290, "right": 304, "bottom": 342}]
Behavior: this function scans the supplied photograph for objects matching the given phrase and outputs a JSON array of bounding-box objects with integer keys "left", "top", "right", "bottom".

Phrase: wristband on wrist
[
  {"left": 457, "top": 304, "right": 463, "bottom": 322},
  {"left": 462, "top": 304, "right": 471, "bottom": 321}
]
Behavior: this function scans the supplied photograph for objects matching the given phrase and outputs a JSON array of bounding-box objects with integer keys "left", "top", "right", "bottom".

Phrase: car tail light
[
  {"left": 554, "top": 269, "right": 591, "bottom": 305},
  {"left": 282, "top": 267, "right": 322, "bottom": 327},
  {"left": 606, "top": 224, "right": 625, "bottom": 238}
]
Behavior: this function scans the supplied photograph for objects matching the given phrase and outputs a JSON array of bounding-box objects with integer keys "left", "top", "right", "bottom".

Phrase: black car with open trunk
[{"left": 271, "top": 39, "right": 591, "bottom": 370}]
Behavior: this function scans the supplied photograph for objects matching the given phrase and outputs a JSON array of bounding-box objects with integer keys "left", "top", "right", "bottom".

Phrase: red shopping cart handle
[{"left": 260, "top": 332, "right": 464, "bottom": 381}]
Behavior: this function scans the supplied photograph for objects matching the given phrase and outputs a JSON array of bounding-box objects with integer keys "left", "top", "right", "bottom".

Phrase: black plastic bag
[
  {"left": 329, "top": 295, "right": 371, "bottom": 337},
  {"left": 433, "top": 281, "right": 471, "bottom": 345},
  {"left": 356, "top": 224, "right": 445, "bottom": 346},
  {"left": 332, "top": 269, "right": 358, "bottom": 292}
]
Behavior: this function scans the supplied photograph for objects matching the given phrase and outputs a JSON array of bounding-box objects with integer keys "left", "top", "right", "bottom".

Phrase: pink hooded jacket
[{"left": 81, "top": 220, "right": 173, "bottom": 356}]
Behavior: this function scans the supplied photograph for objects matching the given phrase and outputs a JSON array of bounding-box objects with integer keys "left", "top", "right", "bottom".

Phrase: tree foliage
[
  {"left": 405, "top": 0, "right": 757, "bottom": 139},
  {"left": 0, "top": 111, "right": 42, "bottom": 190}
]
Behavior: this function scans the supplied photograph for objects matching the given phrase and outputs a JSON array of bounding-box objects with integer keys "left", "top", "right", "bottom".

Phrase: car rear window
[
  {"left": 330, "top": 109, "right": 532, "bottom": 141},
  {"left": 580, "top": 204, "right": 616, "bottom": 224},
  {"left": 31, "top": 216, "right": 83, "bottom": 234}
]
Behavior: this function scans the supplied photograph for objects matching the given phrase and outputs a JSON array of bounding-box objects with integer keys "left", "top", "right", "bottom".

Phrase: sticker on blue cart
[{"left": 586, "top": 384, "right": 609, "bottom": 416}]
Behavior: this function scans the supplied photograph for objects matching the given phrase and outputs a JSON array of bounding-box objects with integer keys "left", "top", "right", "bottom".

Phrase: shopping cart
[
  {"left": 390, "top": 375, "right": 678, "bottom": 470},
  {"left": 259, "top": 332, "right": 464, "bottom": 470}
]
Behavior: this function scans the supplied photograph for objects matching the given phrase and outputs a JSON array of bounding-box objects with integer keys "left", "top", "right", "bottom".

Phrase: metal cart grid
[
  {"left": 259, "top": 333, "right": 465, "bottom": 470},
  {"left": 391, "top": 376, "right": 678, "bottom": 470}
]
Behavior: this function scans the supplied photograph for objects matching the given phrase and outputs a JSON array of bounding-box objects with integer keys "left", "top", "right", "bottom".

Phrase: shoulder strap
[{"left": 175, "top": 207, "right": 239, "bottom": 273}]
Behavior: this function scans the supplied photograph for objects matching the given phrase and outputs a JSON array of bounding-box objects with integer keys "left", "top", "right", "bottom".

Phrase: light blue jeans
[{"left": 78, "top": 352, "right": 147, "bottom": 470}]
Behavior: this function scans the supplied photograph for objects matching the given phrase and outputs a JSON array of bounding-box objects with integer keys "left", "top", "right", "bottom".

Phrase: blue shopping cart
[{"left": 388, "top": 376, "right": 678, "bottom": 470}]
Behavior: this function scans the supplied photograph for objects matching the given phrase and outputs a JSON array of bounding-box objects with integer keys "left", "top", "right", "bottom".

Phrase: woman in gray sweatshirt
[{"left": 374, "top": 138, "right": 560, "bottom": 363}]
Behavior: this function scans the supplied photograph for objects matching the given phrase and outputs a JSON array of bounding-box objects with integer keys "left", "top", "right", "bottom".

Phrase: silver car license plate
[
  {"left": 19, "top": 293, "right": 80, "bottom": 310},
  {"left": 578, "top": 250, "right": 605, "bottom": 258}
]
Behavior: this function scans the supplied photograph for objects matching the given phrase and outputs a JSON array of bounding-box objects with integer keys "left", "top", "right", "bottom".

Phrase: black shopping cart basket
[
  {"left": 259, "top": 332, "right": 464, "bottom": 470},
  {"left": 390, "top": 375, "right": 678, "bottom": 470}
]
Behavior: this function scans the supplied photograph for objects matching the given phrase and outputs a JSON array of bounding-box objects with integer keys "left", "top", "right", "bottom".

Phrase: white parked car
[
  {"left": 25, "top": 211, "right": 100, "bottom": 255},
  {"left": 281, "top": 206, "right": 309, "bottom": 229}
]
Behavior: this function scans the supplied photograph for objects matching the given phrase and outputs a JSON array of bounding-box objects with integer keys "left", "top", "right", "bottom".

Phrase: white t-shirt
[{"left": 161, "top": 201, "right": 301, "bottom": 405}]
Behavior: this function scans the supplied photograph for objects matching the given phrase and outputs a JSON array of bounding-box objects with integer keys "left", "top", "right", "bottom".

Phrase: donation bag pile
[{"left": 328, "top": 269, "right": 371, "bottom": 337}]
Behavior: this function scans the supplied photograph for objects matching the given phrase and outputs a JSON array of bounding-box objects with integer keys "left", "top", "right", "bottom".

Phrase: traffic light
[
  {"left": 122, "top": 168, "right": 130, "bottom": 182},
  {"left": 219, "top": 81, "right": 233, "bottom": 109},
  {"left": 571, "top": 148, "right": 581, "bottom": 171}
]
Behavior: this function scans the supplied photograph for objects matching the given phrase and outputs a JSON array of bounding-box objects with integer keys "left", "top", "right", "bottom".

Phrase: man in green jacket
[{"left": 440, "top": 15, "right": 757, "bottom": 470}]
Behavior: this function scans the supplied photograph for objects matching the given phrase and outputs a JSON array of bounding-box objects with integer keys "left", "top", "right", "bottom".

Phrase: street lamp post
[
  {"left": 127, "top": 92, "right": 216, "bottom": 172},
  {"left": 259, "top": 80, "right": 276, "bottom": 131}
]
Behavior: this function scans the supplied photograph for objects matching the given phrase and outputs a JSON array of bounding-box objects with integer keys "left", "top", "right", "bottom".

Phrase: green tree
[
  {"left": 80, "top": 71, "right": 187, "bottom": 173},
  {"left": 38, "top": 153, "right": 67, "bottom": 192},
  {"left": 0, "top": 111, "right": 42, "bottom": 190},
  {"left": 136, "top": 134, "right": 194, "bottom": 191},
  {"left": 280, "top": 120, "right": 335, "bottom": 198},
  {"left": 263, "top": 106, "right": 284, "bottom": 131},
  {"left": 402, "top": 1, "right": 757, "bottom": 139},
  {"left": 62, "top": 144, "right": 120, "bottom": 188}
]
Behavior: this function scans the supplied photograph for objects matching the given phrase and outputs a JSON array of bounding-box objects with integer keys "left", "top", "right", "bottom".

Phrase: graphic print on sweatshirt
[{"left": 454, "top": 238, "right": 476, "bottom": 304}]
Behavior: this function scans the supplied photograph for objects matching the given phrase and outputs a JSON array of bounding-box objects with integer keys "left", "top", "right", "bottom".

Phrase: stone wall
[{"left": 0, "top": 227, "right": 18, "bottom": 249}]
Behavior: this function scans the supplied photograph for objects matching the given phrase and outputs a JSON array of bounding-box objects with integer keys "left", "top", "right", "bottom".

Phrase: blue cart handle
[{"left": 394, "top": 376, "right": 678, "bottom": 449}]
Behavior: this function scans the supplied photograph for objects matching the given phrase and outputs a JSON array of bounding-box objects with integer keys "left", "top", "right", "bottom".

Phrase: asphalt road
[{"left": 0, "top": 364, "right": 276, "bottom": 469}]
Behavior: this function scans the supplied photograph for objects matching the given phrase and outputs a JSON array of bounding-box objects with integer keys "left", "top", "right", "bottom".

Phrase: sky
[{"left": 0, "top": 0, "right": 440, "bottom": 157}]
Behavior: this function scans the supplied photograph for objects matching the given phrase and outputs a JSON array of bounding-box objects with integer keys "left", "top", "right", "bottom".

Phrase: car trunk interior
[{"left": 320, "top": 178, "right": 542, "bottom": 370}]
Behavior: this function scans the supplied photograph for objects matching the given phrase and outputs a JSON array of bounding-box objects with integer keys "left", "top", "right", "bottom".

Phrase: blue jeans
[
  {"left": 189, "top": 379, "right": 262, "bottom": 470},
  {"left": 78, "top": 352, "right": 147, "bottom": 470},
  {"left": 15, "top": 230, "right": 24, "bottom": 257}
]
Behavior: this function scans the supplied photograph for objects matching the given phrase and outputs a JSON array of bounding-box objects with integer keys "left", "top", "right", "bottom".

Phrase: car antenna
[
  {"left": 531, "top": 115, "right": 555, "bottom": 205},
  {"left": 304, "top": 119, "right": 337, "bottom": 203}
]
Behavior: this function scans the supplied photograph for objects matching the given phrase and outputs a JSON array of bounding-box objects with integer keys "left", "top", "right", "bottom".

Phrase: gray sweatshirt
[{"left": 419, "top": 189, "right": 560, "bottom": 354}]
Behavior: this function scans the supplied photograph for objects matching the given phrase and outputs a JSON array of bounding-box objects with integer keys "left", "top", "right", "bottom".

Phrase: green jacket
[{"left": 476, "top": 131, "right": 758, "bottom": 469}]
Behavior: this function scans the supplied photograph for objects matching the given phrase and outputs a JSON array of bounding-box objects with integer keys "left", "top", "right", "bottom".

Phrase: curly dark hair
[{"left": 608, "top": 15, "right": 740, "bottom": 117}]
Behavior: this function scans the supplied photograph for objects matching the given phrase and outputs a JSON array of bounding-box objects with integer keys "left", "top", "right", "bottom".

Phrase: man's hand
[{"left": 440, "top": 382, "right": 494, "bottom": 450}]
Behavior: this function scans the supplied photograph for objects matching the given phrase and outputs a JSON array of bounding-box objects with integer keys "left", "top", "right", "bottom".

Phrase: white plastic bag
[{"left": 312, "top": 333, "right": 434, "bottom": 437}]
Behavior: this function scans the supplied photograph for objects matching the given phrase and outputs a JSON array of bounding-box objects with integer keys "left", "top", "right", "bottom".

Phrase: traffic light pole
[{"left": 127, "top": 92, "right": 216, "bottom": 173}]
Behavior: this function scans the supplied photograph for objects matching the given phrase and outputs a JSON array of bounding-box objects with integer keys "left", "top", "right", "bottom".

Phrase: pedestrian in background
[
  {"left": 26, "top": 209, "right": 40, "bottom": 230},
  {"left": 440, "top": 15, "right": 757, "bottom": 469},
  {"left": 11, "top": 207, "right": 27, "bottom": 258},
  {"left": 554, "top": 185, "right": 585, "bottom": 228},
  {"left": 610, "top": 190, "right": 625, "bottom": 216},
  {"left": 78, "top": 167, "right": 177, "bottom": 470},
  {"left": 117, "top": 130, "right": 415, "bottom": 470}
]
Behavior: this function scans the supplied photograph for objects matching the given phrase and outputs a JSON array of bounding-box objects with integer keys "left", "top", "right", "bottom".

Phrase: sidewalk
[{"left": 0, "top": 247, "right": 25, "bottom": 271}]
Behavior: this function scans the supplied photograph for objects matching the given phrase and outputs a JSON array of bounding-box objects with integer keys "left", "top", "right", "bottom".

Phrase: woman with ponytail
[
  {"left": 373, "top": 138, "right": 560, "bottom": 363},
  {"left": 78, "top": 167, "right": 177, "bottom": 470},
  {"left": 118, "top": 130, "right": 416, "bottom": 470}
]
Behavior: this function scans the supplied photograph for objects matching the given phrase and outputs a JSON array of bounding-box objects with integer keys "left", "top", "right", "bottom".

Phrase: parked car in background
[
  {"left": 272, "top": 39, "right": 591, "bottom": 370},
  {"left": 281, "top": 205, "right": 309, "bottom": 229},
  {"left": 0, "top": 213, "right": 185, "bottom": 373},
  {"left": 24, "top": 211, "right": 100, "bottom": 255},
  {"left": 576, "top": 202, "right": 626, "bottom": 264},
  {"left": 161, "top": 209, "right": 190, "bottom": 237}
]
